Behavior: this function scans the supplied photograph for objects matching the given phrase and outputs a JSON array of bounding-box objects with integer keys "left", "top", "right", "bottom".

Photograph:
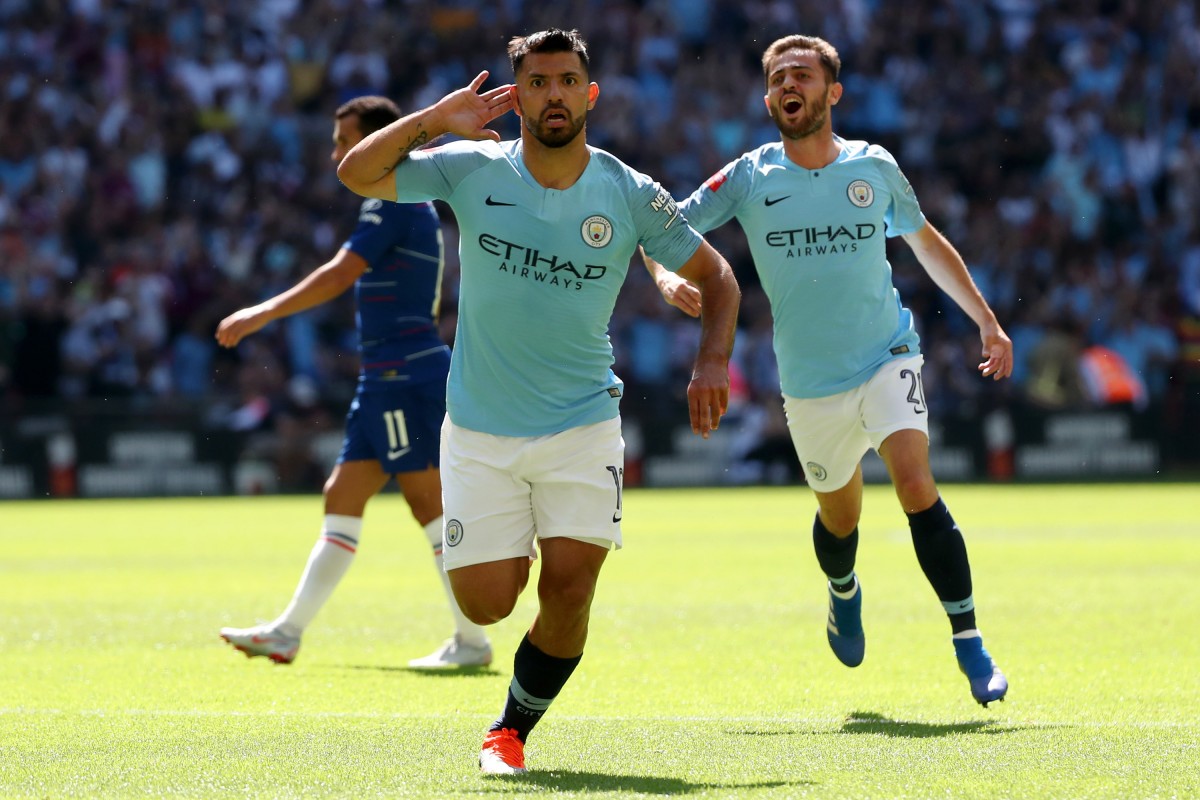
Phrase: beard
[
  {"left": 525, "top": 107, "right": 587, "bottom": 148},
  {"left": 770, "top": 92, "right": 829, "bottom": 140}
]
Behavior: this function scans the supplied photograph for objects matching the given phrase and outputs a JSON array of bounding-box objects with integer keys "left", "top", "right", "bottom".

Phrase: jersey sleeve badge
[{"left": 704, "top": 170, "right": 728, "bottom": 192}]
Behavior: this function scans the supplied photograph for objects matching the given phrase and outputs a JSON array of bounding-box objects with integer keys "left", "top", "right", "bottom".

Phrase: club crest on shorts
[
  {"left": 581, "top": 214, "right": 613, "bottom": 248},
  {"left": 847, "top": 180, "right": 874, "bottom": 208},
  {"left": 445, "top": 519, "right": 464, "bottom": 547},
  {"left": 806, "top": 462, "right": 828, "bottom": 481}
]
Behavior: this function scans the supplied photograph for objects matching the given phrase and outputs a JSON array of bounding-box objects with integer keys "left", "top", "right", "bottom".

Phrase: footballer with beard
[
  {"left": 645, "top": 35, "right": 1013, "bottom": 708},
  {"left": 338, "top": 27, "right": 740, "bottom": 774}
]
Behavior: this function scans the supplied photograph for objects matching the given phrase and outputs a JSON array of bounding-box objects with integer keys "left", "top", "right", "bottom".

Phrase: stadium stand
[{"left": 2, "top": 0, "right": 1197, "bottom": 489}]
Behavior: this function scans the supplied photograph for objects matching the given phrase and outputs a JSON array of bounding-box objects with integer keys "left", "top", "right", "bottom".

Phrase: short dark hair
[
  {"left": 507, "top": 28, "right": 590, "bottom": 76},
  {"left": 335, "top": 95, "right": 402, "bottom": 136},
  {"left": 761, "top": 35, "right": 841, "bottom": 85}
]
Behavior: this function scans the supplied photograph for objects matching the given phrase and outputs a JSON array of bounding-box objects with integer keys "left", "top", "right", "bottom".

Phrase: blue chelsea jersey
[
  {"left": 342, "top": 198, "right": 449, "bottom": 387},
  {"left": 393, "top": 139, "right": 703, "bottom": 436},
  {"left": 681, "top": 137, "right": 925, "bottom": 398}
]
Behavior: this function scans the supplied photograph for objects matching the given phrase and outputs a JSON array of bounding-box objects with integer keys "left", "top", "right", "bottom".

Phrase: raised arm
[
  {"left": 672, "top": 239, "right": 741, "bottom": 438},
  {"left": 215, "top": 249, "right": 367, "bottom": 348},
  {"left": 902, "top": 221, "right": 1012, "bottom": 380},
  {"left": 337, "top": 71, "right": 515, "bottom": 200}
]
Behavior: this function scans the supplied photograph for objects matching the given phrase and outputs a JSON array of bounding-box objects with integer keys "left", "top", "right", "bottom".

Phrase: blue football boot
[
  {"left": 826, "top": 581, "right": 865, "bottom": 667},
  {"left": 953, "top": 635, "right": 1009, "bottom": 707}
]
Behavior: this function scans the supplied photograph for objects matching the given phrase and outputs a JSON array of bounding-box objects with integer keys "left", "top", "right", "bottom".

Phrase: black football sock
[
  {"left": 489, "top": 633, "right": 581, "bottom": 742},
  {"left": 908, "top": 497, "right": 977, "bottom": 633},
  {"left": 813, "top": 512, "right": 858, "bottom": 591}
]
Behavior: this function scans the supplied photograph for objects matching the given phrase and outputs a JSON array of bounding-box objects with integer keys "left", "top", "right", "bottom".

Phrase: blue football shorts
[{"left": 338, "top": 380, "right": 446, "bottom": 474}]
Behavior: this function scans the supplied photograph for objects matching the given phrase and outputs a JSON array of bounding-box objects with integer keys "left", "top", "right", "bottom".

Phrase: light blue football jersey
[
  {"left": 681, "top": 136, "right": 925, "bottom": 398},
  {"left": 393, "top": 139, "right": 702, "bottom": 436}
]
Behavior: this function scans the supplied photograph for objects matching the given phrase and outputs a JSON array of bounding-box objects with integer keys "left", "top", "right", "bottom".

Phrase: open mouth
[
  {"left": 782, "top": 95, "right": 803, "bottom": 115},
  {"left": 543, "top": 108, "right": 570, "bottom": 126}
]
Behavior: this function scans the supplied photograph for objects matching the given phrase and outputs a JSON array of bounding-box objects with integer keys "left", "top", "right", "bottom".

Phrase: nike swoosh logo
[
  {"left": 485, "top": 195, "right": 515, "bottom": 206},
  {"left": 387, "top": 448, "right": 411, "bottom": 460},
  {"left": 764, "top": 195, "right": 791, "bottom": 207}
]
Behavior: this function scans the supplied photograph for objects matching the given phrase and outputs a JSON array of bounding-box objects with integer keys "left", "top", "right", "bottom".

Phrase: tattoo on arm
[
  {"left": 397, "top": 128, "right": 429, "bottom": 160},
  {"left": 381, "top": 128, "right": 429, "bottom": 180}
]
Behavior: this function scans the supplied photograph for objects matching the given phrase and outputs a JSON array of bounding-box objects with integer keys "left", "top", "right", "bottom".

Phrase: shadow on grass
[
  {"left": 729, "top": 711, "right": 1031, "bottom": 739},
  {"left": 838, "top": 710, "right": 1025, "bottom": 737},
  {"left": 480, "top": 771, "right": 808, "bottom": 795},
  {"left": 335, "top": 664, "right": 499, "bottom": 678}
]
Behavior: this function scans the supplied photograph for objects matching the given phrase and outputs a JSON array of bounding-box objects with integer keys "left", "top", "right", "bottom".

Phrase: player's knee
[
  {"left": 457, "top": 604, "right": 496, "bottom": 626},
  {"left": 451, "top": 577, "right": 520, "bottom": 625},
  {"left": 322, "top": 471, "right": 354, "bottom": 504},
  {"left": 537, "top": 575, "right": 597, "bottom": 615},
  {"left": 457, "top": 593, "right": 517, "bottom": 626},
  {"left": 893, "top": 475, "right": 938, "bottom": 514},
  {"left": 819, "top": 507, "right": 860, "bottom": 537}
]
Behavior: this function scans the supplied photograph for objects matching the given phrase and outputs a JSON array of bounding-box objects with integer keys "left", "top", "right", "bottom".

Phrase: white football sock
[
  {"left": 274, "top": 514, "right": 362, "bottom": 635},
  {"left": 423, "top": 515, "right": 489, "bottom": 647}
]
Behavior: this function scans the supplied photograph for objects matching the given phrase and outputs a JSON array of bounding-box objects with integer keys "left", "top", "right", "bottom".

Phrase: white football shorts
[
  {"left": 783, "top": 355, "right": 929, "bottom": 492},
  {"left": 439, "top": 415, "right": 625, "bottom": 570}
]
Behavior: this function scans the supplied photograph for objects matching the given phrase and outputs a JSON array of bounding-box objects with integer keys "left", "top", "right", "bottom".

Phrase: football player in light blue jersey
[
  {"left": 215, "top": 96, "right": 492, "bottom": 670},
  {"left": 647, "top": 35, "right": 1012, "bottom": 707},
  {"left": 339, "top": 29, "right": 740, "bottom": 774}
]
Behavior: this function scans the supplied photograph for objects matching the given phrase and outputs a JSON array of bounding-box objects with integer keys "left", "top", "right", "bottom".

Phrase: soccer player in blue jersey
[
  {"left": 338, "top": 29, "right": 740, "bottom": 773},
  {"left": 647, "top": 35, "right": 1012, "bottom": 707},
  {"left": 215, "top": 96, "right": 492, "bottom": 670}
]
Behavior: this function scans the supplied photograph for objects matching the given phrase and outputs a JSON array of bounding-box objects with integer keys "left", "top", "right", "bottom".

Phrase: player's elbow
[{"left": 336, "top": 154, "right": 372, "bottom": 197}]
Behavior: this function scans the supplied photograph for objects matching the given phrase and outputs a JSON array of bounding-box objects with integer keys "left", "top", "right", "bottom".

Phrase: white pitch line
[{"left": 0, "top": 708, "right": 1197, "bottom": 729}]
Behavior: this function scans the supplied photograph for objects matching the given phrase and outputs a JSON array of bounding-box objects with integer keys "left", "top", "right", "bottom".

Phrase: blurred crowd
[{"left": 2, "top": 0, "right": 1198, "bottom": 477}]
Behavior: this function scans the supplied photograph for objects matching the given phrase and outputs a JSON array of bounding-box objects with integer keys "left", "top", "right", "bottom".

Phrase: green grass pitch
[{"left": 2, "top": 484, "right": 1198, "bottom": 799}]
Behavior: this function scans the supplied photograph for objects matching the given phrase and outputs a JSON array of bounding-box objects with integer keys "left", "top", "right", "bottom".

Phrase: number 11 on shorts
[{"left": 384, "top": 409, "right": 410, "bottom": 460}]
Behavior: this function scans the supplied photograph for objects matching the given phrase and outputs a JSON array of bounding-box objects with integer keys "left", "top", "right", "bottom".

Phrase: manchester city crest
[
  {"left": 581, "top": 214, "right": 613, "bottom": 248},
  {"left": 847, "top": 180, "right": 874, "bottom": 208}
]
